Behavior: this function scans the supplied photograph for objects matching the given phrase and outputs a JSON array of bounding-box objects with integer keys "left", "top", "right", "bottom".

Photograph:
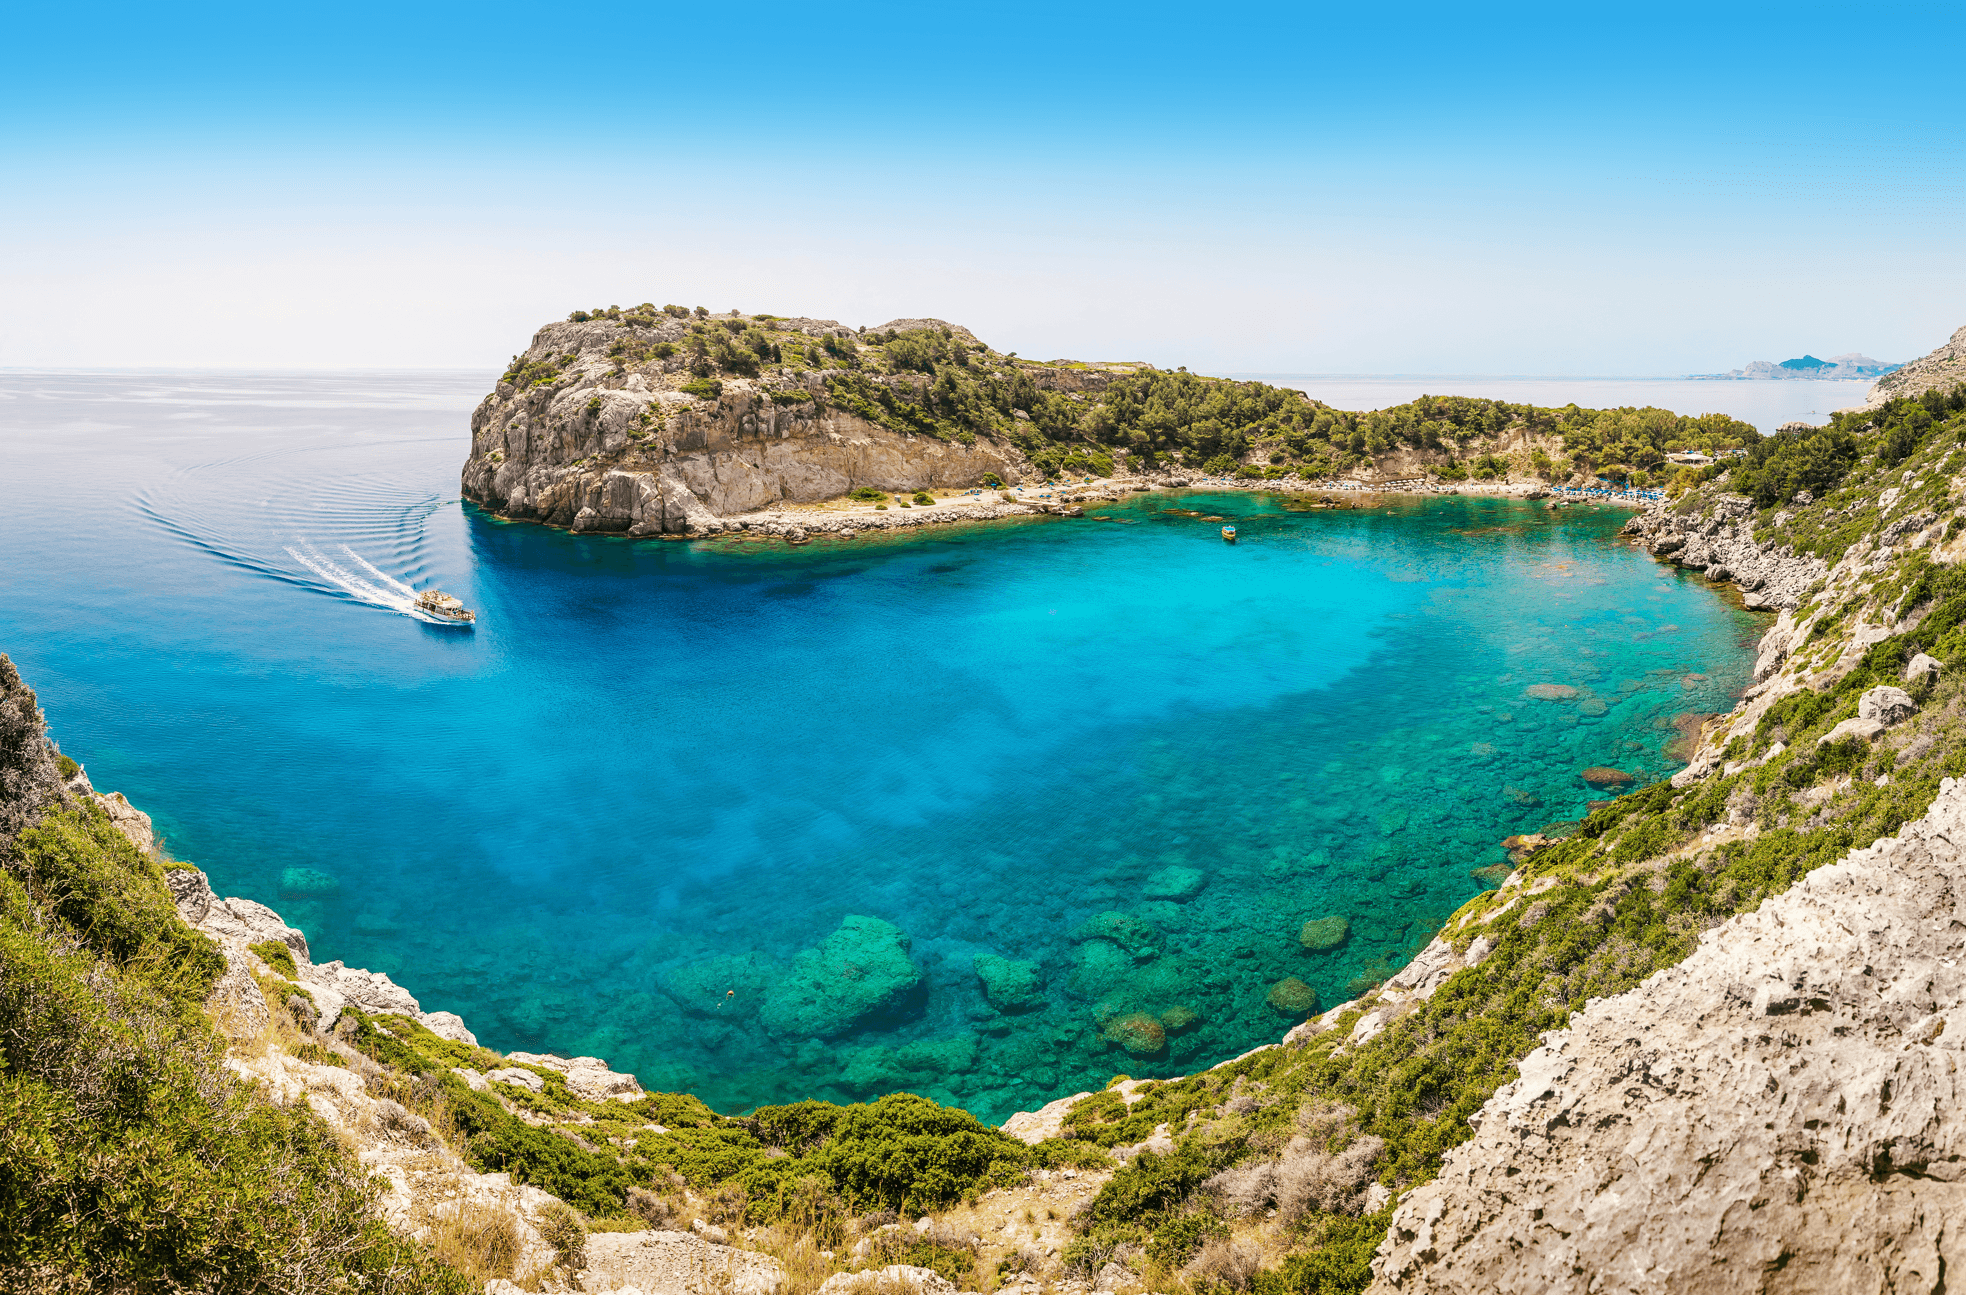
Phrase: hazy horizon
[{"left": 3, "top": 2, "right": 1961, "bottom": 373}]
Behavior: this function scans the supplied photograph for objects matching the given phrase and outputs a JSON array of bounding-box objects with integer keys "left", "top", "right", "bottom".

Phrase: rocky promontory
[{"left": 459, "top": 303, "right": 1771, "bottom": 540}]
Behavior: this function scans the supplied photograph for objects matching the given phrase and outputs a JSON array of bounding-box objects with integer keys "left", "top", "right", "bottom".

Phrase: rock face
[
  {"left": 167, "top": 865, "right": 487, "bottom": 1047},
  {"left": 1371, "top": 777, "right": 1966, "bottom": 1294},
  {"left": 1858, "top": 684, "right": 1917, "bottom": 725},
  {"left": 461, "top": 317, "right": 1030, "bottom": 535},
  {"left": 1621, "top": 495, "right": 1828, "bottom": 610},
  {"left": 1866, "top": 323, "right": 1966, "bottom": 408},
  {"left": 581, "top": 1230, "right": 787, "bottom": 1295},
  {"left": 760, "top": 915, "right": 923, "bottom": 1039}
]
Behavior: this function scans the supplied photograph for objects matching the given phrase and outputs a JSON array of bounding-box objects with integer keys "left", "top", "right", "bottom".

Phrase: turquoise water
[{"left": 0, "top": 372, "right": 1763, "bottom": 1123}]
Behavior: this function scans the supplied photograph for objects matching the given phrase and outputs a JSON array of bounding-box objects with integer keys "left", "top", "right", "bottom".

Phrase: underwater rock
[
  {"left": 1578, "top": 699, "right": 1608, "bottom": 717},
  {"left": 1102, "top": 1011, "right": 1167, "bottom": 1057},
  {"left": 1504, "top": 785, "right": 1542, "bottom": 806},
  {"left": 1160, "top": 1005, "right": 1202, "bottom": 1033},
  {"left": 1299, "top": 916, "right": 1351, "bottom": 951},
  {"left": 973, "top": 953, "right": 1047, "bottom": 1013},
  {"left": 1071, "top": 939, "right": 1137, "bottom": 999},
  {"left": 1524, "top": 684, "right": 1579, "bottom": 701},
  {"left": 1070, "top": 910, "right": 1160, "bottom": 962},
  {"left": 279, "top": 867, "right": 340, "bottom": 899},
  {"left": 1580, "top": 766, "right": 1635, "bottom": 787},
  {"left": 1267, "top": 977, "right": 1319, "bottom": 1016},
  {"left": 760, "top": 916, "right": 922, "bottom": 1040},
  {"left": 1142, "top": 864, "right": 1206, "bottom": 901},
  {"left": 660, "top": 951, "right": 778, "bottom": 1018}
]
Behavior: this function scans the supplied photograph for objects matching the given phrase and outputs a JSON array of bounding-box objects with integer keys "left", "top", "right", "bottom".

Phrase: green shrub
[
  {"left": 248, "top": 937, "right": 297, "bottom": 979},
  {"left": 849, "top": 488, "right": 889, "bottom": 503},
  {"left": 55, "top": 754, "right": 78, "bottom": 780},
  {"left": 1147, "top": 1210, "right": 1228, "bottom": 1267},
  {"left": 681, "top": 378, "right": 723, "bottom": 399},
  {"left": 8, "top": 805, "right": 224, "bottom": 1011},
  {"left": 0, "top": 806, "right": 466, "bottom": 1291}
]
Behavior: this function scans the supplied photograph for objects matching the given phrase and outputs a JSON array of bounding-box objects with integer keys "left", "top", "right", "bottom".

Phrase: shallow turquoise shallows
[{"left": 0, "top": 373, "right": 1762, "bottom": 1123}]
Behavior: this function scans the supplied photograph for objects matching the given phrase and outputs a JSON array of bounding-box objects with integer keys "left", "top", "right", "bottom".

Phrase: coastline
[
  {"left": 18, "top": 458, "right": 1935, "bottom": 1292},
  {"left": 619, "top": 473, "right": 1645, "bottom": 547}
]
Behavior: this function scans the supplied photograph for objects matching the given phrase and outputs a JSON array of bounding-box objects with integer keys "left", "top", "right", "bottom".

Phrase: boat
[
  {"left": 1221, "top": 525, "right": 1238, "bottom": 541},
  {"left": 414, "top": 589, "right": 476, "bottom": 625}
]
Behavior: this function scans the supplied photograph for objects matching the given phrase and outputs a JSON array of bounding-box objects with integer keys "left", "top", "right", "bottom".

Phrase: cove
[{"left": 0, "top": 373, "right": 1763, "bottom": 1124}]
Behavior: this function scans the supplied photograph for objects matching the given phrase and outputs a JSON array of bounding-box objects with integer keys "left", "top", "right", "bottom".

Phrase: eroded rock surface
[
  {"left": 578, "top": 1229, "right": 785, "bottom": 1295},
  {"left": 1372, "top": 776, "right": 1966, "bottom": 1294},
  {"left": 1621, "top": 495, "right": 1827, "bottom": 610}
]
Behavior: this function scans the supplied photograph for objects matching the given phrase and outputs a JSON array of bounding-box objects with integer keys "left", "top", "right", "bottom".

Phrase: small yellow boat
[{"left": 1221, "top": 525, "right": 1237, "bottom": 541}]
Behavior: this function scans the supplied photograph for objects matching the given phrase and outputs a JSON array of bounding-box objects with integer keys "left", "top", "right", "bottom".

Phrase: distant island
[{"left": 1694, "top": 351, "right": 1900, "bottom": 381}]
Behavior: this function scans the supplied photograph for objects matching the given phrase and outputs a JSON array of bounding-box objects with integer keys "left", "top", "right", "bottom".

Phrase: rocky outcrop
[
  {"left": 1865, "top": 323, "right": 1966, "bottom": 408},
  {"left": 461, "top": 317, "right": 1032, "bottom": 536},
  {"left": 1620, "top": 494, "right": 1827, "bottom": 610},
  {"left": 167, "top": 865, "right": 490, "bottom": 1046},
  {"left": 1372, "top": 775, "right": 1966, "bottom": 1294},
  {"left": 575, "top": 1229, "right": 786, "bottom": 1295}
]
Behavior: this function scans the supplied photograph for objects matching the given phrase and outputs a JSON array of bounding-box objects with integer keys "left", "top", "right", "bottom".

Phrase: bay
[{"left": 0, "top": 370, "right": 1761, "bottom": 1122}]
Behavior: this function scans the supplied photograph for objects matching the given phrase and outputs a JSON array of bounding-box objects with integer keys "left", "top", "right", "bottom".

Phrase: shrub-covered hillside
[
  {"left": 0, "top": 657, "right": 469, "bottom": 1292},
  {"left": 516, "top": 303, "right": 1760, "bottom": 487}
]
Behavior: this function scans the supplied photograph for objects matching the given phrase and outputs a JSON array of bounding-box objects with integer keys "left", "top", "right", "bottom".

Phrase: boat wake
[
  {"left": 133, "top": 434, "right": 471, "bottom": 625},
  {"left": 284, "top": 543, "right": 459, "bottom": 623}
]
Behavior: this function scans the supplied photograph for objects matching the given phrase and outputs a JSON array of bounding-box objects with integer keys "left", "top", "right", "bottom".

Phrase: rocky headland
[{"left": 460, "top": 304, "right": 1777, "bottom": 543}]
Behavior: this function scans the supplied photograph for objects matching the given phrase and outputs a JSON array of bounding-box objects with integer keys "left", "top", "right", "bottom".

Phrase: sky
[{"left": 3, "top": 1, "right": 1963, "bottom": 374}]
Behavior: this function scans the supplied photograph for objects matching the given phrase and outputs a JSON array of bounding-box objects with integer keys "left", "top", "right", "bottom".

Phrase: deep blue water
[{"left": 0, "top": 372, "right": 1763, "bottom": 1122}]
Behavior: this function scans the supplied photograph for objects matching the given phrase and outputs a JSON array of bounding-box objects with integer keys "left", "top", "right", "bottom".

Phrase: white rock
[
  {"left": 1858, "top": 684, "right": 1917, "bottom": 726},
  {"left": 486, "top": 1067, "right": 545, "bottom": 1093},
  {"left": 816, "top": 1265, "right": 958, "bottom": 1295},
  {"left": 1372, "top": 777, "right": 1966, "bottom": 1292},
  {"left": 1907, "top": 652, "right": 1943, "bottom": 684},
  {"left": 1000, "top": 1091, "right": 1094, "bottom": 1145},
  {"left": 1819, "top": 716, "right": 1887, "bottom": 746},
  {"left": 506, "top": 1051, "right": 643, "bottom": 1101}
]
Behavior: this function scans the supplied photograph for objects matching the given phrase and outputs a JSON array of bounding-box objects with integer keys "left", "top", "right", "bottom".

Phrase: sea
[{"left": 0, "top": 369, "right": 1796, "bottom": 1123}]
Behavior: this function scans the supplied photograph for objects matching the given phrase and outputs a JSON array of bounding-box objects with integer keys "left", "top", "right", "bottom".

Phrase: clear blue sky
[{"left": 3, "top": 2, "right": 1961, "bottom": 373}]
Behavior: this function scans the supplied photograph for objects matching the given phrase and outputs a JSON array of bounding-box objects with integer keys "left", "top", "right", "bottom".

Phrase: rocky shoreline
[
  {"left": 1619, "top": 492, "right": 1831, "bottom": 611},
  {"left": 616, "top": 475, "right": 1584, "bottom": 546}
]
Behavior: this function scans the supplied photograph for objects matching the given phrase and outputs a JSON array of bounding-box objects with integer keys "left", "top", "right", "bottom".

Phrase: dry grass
[
  {"left": 423, "top": 1196, "right": 525, "bottom": 1283},
  {"left": 1184, "top": 1238, "right": 1263, "bottom": 1291},
  {"left": 749, "top": 1223, "right": 844, "bottom": 1295}
]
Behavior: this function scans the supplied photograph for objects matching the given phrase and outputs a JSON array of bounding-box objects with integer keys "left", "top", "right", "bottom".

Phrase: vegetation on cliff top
[{"left": 502, "top": 304, "right": 1761, "bottom": 488}]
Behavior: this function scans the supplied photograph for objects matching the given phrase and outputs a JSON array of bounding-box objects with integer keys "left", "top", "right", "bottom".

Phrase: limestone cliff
[{"left": 460, "top": 312, "right": 1042, "bottom": 535}]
